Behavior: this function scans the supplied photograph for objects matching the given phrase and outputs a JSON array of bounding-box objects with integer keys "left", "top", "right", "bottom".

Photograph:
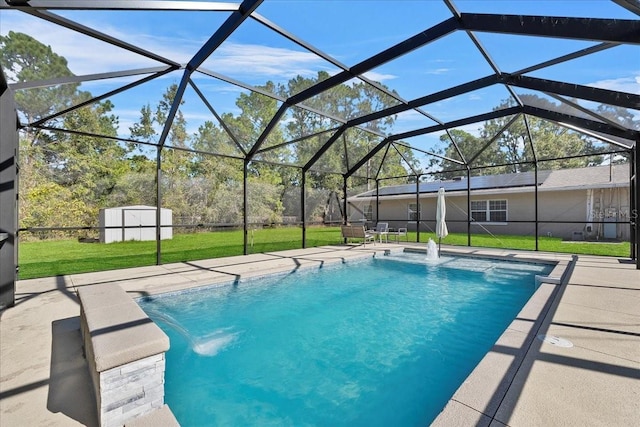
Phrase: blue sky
[{"left": 1, "top": 0, "right": 638, "bottom": 160}]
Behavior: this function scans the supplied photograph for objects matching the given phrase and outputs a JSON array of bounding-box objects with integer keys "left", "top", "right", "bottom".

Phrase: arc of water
[
  {"left": 143, "top": 308, "right": 239, "bottom": 356},
  {"left": 143, "top": 309, "right": 195, "bottom": 346}
]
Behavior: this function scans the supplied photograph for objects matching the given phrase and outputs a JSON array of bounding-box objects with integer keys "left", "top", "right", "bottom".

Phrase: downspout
[
  {"left": 533, "top": 161, "right": 540, "bottom": 252},
  {"left": 630, "top": 150, "right": 636, "bottom": 261},
  {"left": 598, "top": 189, "right": 604, "bottom": 239},
  {"left": 243, "top": 159, "right": 249, "bottom": 255},
  {"left": 416, "top": 174, "right": 421, "bottom": 243},
  {"left": 156, "top": 148, "right": 162, "bottom": 265},
  {"left": 467, "top": 166, "right": 471, "bottom": 247},
  {"left": 375, "top": 179, "right": 380, "bottom": 225},
  {"left": 586, "top": 188, "right": 594, "bottom": 236},
  {"left": 634, "top": 146, "right": 639, "bottom": 269},
  {"left": 343, "top": 175, "right": 348, "bottom": 226},
  {"left": 301, "top": 169, "right": 306, "bottom": 248},
  {"left": 524, "top": 115, "right": 538, "bottom": 251}
]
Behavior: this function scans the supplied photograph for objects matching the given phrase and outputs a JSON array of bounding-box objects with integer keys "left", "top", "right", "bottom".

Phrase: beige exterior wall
[
  {"left": 537, "top": 187, "right": 631, "bottom": 240},
  {"left": 349, "top": 186, "right": 630, "bottom": 240},
  {"left": 538, "top": 190, "right": 585, "bottom": 239}
]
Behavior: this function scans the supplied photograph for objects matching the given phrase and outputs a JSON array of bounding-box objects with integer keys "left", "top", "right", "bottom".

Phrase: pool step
[{"left": 124, "top": 405, "right": 180, "bottom": 427}]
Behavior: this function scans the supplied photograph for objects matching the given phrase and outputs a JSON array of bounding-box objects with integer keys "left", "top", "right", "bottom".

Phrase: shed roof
[{"left": 100, "top": 205, "right": 171, "bottom": 211}]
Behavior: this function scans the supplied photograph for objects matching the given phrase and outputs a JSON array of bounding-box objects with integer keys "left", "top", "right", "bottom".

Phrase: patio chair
[
  {"left": 390, "top": 227, "right": 407, "bottom": 243},
  {"left": 371, "top": 222, "right": 389, "bottom": 243},
  {"left": 387, "top": 227, "right": 409, "bottom": 243}
]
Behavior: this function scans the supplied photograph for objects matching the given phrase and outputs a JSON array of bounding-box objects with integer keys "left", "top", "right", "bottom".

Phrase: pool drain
[{"left": 537, "top": 334, "right": 573, "bottom": 348}]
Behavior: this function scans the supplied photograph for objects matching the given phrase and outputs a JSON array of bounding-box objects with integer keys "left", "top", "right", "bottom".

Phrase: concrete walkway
[{"left": 1, "top": 245, "right": 638, "bottom": 426}]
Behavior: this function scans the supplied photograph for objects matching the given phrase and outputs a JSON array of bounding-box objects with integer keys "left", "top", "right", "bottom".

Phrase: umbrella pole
[{"left": 438, "top": 237, "right": 441, "bottom": 258}]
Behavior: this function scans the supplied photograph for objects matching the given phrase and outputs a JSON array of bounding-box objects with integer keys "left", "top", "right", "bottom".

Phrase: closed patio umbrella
[{"left": 436, "top": 187, "right": 448, "bottom": 257}]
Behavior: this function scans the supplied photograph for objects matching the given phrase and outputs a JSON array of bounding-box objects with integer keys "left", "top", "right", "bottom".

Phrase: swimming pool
[{"left": 138, "top": 253, "right": 553, "bottom": 426}]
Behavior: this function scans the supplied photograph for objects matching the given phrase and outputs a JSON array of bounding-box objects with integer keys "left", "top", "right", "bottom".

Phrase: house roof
[
  {"left": 538, "top": 164, "right": 629, "bottom": 190},
  {"left": 353, "top": 164, "right": 629, "bottom": 199}
]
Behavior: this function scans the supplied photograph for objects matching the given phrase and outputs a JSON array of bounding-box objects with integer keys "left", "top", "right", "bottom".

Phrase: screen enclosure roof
[{"left": 1, "top": 0, "right": 639, "bottom": 180}]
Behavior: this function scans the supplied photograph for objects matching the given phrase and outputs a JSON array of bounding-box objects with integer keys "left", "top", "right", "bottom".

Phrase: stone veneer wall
[
  {"left": 96, "top": 353, "right": 166, "bottom": 427},
  {"left": 78, "top": 284, "right": 171, "bottom": 427}
]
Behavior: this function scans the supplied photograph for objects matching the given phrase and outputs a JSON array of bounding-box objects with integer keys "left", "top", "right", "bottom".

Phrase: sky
[{"left": 1, "top": 0, "right": 638, "bottom": 162}]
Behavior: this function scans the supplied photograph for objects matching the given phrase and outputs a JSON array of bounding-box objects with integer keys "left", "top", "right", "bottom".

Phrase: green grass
[
  {"left": 17, "top": 227, "right": 343, "bottom": 280},
  {"left": 418, "top": 232, "right": 630, "bottom": 257},
  {"left": 18, "top": 227, "right": 630, "bottom": 280}
]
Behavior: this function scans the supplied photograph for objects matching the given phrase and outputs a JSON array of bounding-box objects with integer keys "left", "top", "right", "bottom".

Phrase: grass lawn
[
  {"left": 420, "top": 232, "right": 630, "bottom": 257},
  {"left": 18, "top": 227, "right": 630, "bottom": 280},
  {"left": 17, "top": 227, "right": 342, "bottom": 280}
]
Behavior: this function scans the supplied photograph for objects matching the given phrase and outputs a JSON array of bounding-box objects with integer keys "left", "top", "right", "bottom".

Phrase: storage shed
[{"left": 99, "top": 206, "right": 172, "bottom": 243}]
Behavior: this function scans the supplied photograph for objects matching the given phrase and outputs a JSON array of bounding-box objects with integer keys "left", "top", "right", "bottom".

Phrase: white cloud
[
  {"left": 1, "top": 14, "right": 190, "bottom": 74},
  {"left": 468, "top": 94, "right": 482, "bottom": 101},
  {"left": 395, "top": 110, "right": 429, "bottom": 122},
  {"left": 182, "top": 111, "right": 218, "bottom": 122},
  {"left": 588, "top": 74, "right": 640, "bottom": 95},
  {"left": 425, "top": 68, "right": 451, "bottom": 75},
  {"left": 191, "top": 81, "right": 247, "bottom": 95},
  {"left": 391, "top": 110, "right": 444, "bottom": 135},
  {"left": 202, "top": 42, "right": 335, "bottom": 79},
  {"left": 453, "top": 123, "right": 483, "bottom": 136},
  {"left": 361, "top": 71, "right": 397, "bottom": 82},
  {"left": 2, "top": 13, "right": 335, "bottom": 81},
  {"left": 116, "top": 118, "right": 136, "bottom": 137}
]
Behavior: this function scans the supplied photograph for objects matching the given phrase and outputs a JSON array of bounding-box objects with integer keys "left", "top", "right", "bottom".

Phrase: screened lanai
[{"left": 1, "top": 0, "right": 639, "bottom": 309}]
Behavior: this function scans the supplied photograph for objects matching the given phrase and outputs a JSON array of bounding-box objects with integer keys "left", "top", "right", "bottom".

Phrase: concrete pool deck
[{"left": 1, "top": 244, "right": 638, "bottom": 426}]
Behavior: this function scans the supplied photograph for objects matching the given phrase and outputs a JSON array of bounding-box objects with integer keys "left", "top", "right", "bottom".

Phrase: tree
[
  {"left": 283, "top": 72, "right": 413, "bottom": 188},
  {"left": 190, "top": 121, "right": 245, "bottom": 224},
  {"left": 276, "top": 72, "right": 415, "bottom": 221},
  {"left": 435, "top": 96, "right": 609, "bottom": 176},
  {"left": 129, "top": 104, "right": 155, "bottom": 142},
  {"left": 23, "top": 91, "right": 126, "bottom": 231},
  {"left": 0, "top": 31, "right": 78, "bottom": 127},
  {"left": 435, "top": 129, "right": 500, "bottom": 179},
  {"left": 157, "top": 85, "right": 196, "bottom": 221},
  {"left": 225, "top": 83, "right": 286, "bottom": 224},
  {"left": 596, "top": 104, "right": 639, "bottom": 130},
  {"left": 151, "top": 72, "right": 415, "bottom": 226},
  {"left": 19, "top": 182, "right": 90, "bottom": 239},
  {"left": 1, "top": 32, "right": 79, "bottom": 234},
  {"left": 1, "top": 33, "right": 132, "bottom": 236},
  {"left": 54, "top": 93, "right": 123, "bottom": 197}
]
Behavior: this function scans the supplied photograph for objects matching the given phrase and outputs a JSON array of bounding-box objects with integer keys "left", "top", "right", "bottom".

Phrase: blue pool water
[{"left": 138, "top": 253, "right": 553, "bottom": 426}]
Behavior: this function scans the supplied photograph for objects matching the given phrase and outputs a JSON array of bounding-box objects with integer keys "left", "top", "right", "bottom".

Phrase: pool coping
[
  {"left": 430, "top": 252, "right": 574, "bottom": 425},
  {"left": 1, "top": 244, "right": 638, "bottom": 426}
]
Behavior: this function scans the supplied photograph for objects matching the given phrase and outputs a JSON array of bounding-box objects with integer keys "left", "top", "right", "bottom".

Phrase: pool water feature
[
  {"left": 425, "top": 238, "right": 438, "bottom": 260},
  {"left": 138, "top": 253, "right": 553, "bottom": 426}
]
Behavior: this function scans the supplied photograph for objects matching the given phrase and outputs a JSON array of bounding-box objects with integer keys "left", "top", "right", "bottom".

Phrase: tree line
[
  {"left": 433, "top": 95, "right": 634, "bottom": 179},
  {"left": 1, "top": 31, "right": 634, "bottom": 238}
]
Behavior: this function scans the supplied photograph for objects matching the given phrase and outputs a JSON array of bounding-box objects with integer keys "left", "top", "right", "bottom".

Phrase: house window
[
  {"left": 363, "top": 204, "right": 373, "bottom": 221},
  {"left": 471, "top": 200, "right": 507, "bottom": 223},
  {"left": 408, "top": 203, "right": 422, "bottom": 221}
]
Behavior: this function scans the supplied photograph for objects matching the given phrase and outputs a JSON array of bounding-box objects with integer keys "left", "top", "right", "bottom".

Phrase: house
[{"left": 348, "top": 164, "right": 631, "bottom": 241}]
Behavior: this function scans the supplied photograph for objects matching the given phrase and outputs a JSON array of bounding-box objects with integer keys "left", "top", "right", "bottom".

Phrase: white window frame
[
  {"left": 471, "top": 199, "right": 508, "bottom": 224},
  {"left": 363, "top": 204, "right": 373, "bottom": 222},
  {"left": 408, "top": 203, "right": 422, "bottom": 221}
]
